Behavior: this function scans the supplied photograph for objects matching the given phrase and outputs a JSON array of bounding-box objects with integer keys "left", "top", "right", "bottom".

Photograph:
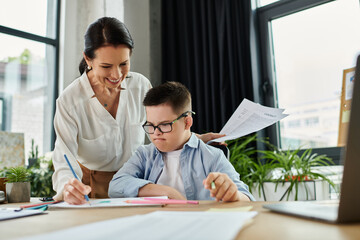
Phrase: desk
[{"left": 2, "top": 200, "right": 360, "bottom": 240}]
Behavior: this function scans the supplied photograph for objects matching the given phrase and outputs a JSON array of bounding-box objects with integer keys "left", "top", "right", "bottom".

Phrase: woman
[{"left": 52, "top": 17, "right": 223, "bottom": 205}]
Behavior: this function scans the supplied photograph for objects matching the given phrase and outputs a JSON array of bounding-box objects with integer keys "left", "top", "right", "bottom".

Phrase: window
[
  {"left": 0, "top": 0, "right": 60, "bottom": 160},
  {"left": 257, "top": 0, "right": 360, "bottom": 163},
  {"left": 257, "top": 0, "right": 280, "bottom": 7},
  {"left": 0, "top": 98, "right": 3, "bottom": 130}
]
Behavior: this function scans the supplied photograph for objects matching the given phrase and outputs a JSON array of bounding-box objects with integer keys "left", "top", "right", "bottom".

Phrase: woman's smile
[{"left": 106, "top": 77, "right": 121, "bottom": 84}]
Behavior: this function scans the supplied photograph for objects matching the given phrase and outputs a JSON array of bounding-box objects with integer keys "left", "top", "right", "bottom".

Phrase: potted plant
[
  {"left": 5, "top": 166, "right": 31, "bottom": 203},
  {"left": 28, "top": 139, "right": 39, "bottom": 169},
  {"left": 228, "top": 134, "right": 337, "bottom": 201},
  {"left": 29, "top": 152, "right": 56, "bottom": 197},
  {"left": 256, "top": 147, "right": 337, "bottom": 201},
  {"left": 0, "top": 168, "right": 9, "bottom": 201}
]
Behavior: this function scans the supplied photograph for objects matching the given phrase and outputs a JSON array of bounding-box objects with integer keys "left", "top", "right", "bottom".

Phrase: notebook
[{"left": 263, "top": 55, "right": 360, "bottom": 223}]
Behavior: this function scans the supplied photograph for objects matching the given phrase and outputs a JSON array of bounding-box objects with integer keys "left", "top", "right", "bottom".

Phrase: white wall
[
  {"left": 123, "top": 0, "right": 150, "bottom": 80},
  {"left": 59, "top": 0, "right": 152, "bottom": 92},
  {"left": 59, "top": 0, "right": 125, "bottom": 90}
]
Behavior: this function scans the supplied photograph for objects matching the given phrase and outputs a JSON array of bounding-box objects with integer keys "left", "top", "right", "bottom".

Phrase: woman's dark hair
[{"left": 79, "top": 17, "right": 134, "bottom": 74}]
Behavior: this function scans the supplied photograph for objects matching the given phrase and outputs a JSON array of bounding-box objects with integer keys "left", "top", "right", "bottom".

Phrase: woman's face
[{"left": 85, "top": 44, "right": 131, "bottom": 89}]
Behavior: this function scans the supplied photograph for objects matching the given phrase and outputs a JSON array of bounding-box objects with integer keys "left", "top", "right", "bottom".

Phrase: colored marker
[
  {"left": 126, "top": 199, "right": 199, "bottom": 205},
  {"left": 143, "top": 198, "right": 199, "bottom": 204},
  {"left": 20, "top": 200, "right": 61, "bottom": 209}
]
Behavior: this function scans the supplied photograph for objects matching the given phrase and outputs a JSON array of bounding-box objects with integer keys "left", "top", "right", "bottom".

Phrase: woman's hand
[
  {"left": 203, "top": 172, "right": 250, "bottom": 202},
  {"left": 63, "top": 178, "right": 91, "bottom": 205},
  {"left": 196, "top": 132, "right": 227, "bottom": 146}
]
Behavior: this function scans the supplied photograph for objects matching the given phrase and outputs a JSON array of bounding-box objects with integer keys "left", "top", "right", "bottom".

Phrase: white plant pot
[
  {"left": 6, "top": 182, "right": 31, "bottom": 203},
  {"left": 251, "top": 180, "right": 330, "bottom": 201}
]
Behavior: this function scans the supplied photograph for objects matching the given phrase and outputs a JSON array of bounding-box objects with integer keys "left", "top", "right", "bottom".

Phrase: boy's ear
[{"left": 184, "top": 116, "right": 193, "bottom": 130}]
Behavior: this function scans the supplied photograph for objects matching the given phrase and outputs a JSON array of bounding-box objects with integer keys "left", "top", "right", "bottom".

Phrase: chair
[{"left": 212, "top": 144, "right": 230, "bottom": 160}]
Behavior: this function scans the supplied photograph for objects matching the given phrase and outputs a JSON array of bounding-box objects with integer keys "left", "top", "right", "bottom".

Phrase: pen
[
  {"left": 64, "top": 154, "right": 91, "bottom": 204},
  {"left": 211, "top": 182, "right": 216, "bottom": 190},
  {"left": 25, "top": 205, "right": 49, "bottom": 211},
  {"left": 143, "top": 198, "right": 199, "bottom": 204}
]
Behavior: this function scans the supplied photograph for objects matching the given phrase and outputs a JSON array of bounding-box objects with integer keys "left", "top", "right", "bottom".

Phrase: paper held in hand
[{"left": 208, "top": 98, "right": 288, "bottom": 143}]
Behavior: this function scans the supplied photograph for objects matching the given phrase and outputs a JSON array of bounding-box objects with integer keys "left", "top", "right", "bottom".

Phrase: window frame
[
  {"left": 0, "top": 93, "right": 12, "bottom": 131},
  {"left": 255, "top": 0, "right": 343, "bottom": 164},
  {"left": 0, "top": 0, "right": 61, "bottom": 150}
]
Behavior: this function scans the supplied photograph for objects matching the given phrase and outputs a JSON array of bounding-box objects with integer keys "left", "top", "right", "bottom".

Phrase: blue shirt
[{"left": 108, "top": 133, "right": 255, "bottom": 201}]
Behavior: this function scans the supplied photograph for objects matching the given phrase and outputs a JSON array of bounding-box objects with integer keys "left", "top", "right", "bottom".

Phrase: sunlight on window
[
  {"left": 271, "top": 0, "right": 360, "bottom": 149},
  {"left": 258, "top": 0, "right": 280, "bottom": 7},
  {"left": 0, "top": 0, "right": 57, "bottom": 159}
]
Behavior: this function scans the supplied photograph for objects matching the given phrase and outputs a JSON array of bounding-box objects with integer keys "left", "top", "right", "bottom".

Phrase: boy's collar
[{"left": 184, "top": 133, "right": 199, "bottom": 149}]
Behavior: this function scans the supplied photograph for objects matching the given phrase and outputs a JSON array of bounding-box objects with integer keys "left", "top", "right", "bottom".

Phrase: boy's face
[{"left": 145, "top": 104, "right": 192, "bottom": 152}]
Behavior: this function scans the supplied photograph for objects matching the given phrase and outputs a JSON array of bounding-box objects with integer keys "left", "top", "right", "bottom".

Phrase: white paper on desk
[
  {"left": 208, "top": 98, "right": 288, "bottom": 143},
  {"left": 0, "top": 208, "right": 46, "bottom": 221},
  {"left": 49, "top": 196, "right": 167, "bottom": 208},
  {"left": 22, "top": 211, "right": 258, "bottom": 240}
]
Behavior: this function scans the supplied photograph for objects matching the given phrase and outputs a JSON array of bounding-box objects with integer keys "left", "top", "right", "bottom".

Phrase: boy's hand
[
  {"left": 138, "top": 184, "right": 186, "bottom": 200},
  {"left": 203, "top": 172, "right": 249, "bottom": 202}
]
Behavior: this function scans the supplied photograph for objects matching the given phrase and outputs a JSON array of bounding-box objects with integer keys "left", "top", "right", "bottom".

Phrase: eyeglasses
[{"left": 142, "top": 111, "right": 195, "bottom": 134}]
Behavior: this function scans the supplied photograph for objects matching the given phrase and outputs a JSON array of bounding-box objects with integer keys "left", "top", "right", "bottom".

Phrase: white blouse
[{"left": 52, "top": 72, "right": 152, "bottom": 200}]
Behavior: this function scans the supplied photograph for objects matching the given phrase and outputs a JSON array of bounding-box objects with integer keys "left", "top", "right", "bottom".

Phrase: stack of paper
[
  {"left": 209, "top": 98, "right": 288, "bottom": 143},
  {"left": 23, "top": 211, "right": 258, "bottom": 240}
]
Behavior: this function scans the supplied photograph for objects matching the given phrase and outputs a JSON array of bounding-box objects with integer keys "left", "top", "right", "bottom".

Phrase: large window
[
  {"left": 0, "top": 0, "right": 60, "bottom": 160},
  {"left": 257, "top": 0, "right": 360, "bottom": 162}
]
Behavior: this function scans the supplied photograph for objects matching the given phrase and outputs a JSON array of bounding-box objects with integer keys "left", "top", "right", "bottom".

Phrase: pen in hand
[{"left": 64, "top": 154, "right": 91, "bottom": 205}]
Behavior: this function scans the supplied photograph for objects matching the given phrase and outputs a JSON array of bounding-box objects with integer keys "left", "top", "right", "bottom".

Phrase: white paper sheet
[
  {"left": 0, "top": 208, "right": 46, "bottom": 221},
  {"left": 22, "top": 211, "right": 258, "bottom": 240},
  {"left": 208, "top": 98, "right": 288, "bottom": 143},
  {"left": 49, "top": 196, "right": 168, "bottom": 208}
]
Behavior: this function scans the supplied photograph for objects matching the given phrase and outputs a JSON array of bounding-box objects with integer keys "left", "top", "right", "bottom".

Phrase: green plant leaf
[{"left": 5, "top": 166, "right": 30, "bottom": 183}]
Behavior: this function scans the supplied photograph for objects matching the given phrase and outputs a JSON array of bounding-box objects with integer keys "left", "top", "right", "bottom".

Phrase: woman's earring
[{"left": 87, "top": 65, "right": 92, "bottom": 70}]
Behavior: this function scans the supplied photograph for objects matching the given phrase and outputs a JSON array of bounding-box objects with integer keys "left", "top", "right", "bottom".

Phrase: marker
[
  {"left": 20, "top": 200, "right": 61, "bottom": 209},
  {"left": 126, "top": 199, "right": 199, "bottom": 205},
  {"left": 64, "top": 154, "right": 91, "bottom": 204},
  {"left": 143, "top": 198, "right": 199, "bottom": 205},
  {"left": 211, "top": 182, "right": 216, "bottom": 190}
]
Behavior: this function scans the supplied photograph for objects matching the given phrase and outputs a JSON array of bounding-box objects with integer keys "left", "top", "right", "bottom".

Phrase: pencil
[
  {"left": 20, "top": 200, "right": 61, "bottom": 209},
  {"left": 64, "top": 154, "right": 91, "bottom": 204},
  {"left": 211, "top": 182, "right": 216, "bottom": 190}
]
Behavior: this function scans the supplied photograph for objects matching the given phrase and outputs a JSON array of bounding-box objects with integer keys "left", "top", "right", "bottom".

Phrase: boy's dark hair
[{"left": 143, "top": 81, "right": 192, "bottom": 114}]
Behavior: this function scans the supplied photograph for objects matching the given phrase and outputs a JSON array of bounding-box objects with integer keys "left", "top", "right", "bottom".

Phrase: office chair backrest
[{"left": 212, "top": 144, "right": 230, "bottom": 160}]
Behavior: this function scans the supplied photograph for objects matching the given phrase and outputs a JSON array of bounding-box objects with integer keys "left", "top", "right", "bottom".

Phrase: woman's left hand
[{"left": 196, "top": 132, "right": 227, "bottom": 146}]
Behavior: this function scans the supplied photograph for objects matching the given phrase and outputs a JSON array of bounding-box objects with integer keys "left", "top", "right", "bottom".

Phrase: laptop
[{"left": 263, "top": 55, "right": 360, "bottom": 223}]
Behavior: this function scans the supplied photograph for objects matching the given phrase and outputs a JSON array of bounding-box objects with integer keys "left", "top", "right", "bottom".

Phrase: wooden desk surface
[{"left": 2, "top": 200, "right": 360, "bottom": 240}]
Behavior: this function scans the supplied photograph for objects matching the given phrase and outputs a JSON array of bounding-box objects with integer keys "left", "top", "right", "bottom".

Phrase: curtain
[{"left": 162, "top": 0, "right": 253, "bottom": 133}]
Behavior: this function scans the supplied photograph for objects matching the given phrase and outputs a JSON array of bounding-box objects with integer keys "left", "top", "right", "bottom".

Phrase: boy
[{"left": 108, "top": 82, "right": 254, "bottom": 202}]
